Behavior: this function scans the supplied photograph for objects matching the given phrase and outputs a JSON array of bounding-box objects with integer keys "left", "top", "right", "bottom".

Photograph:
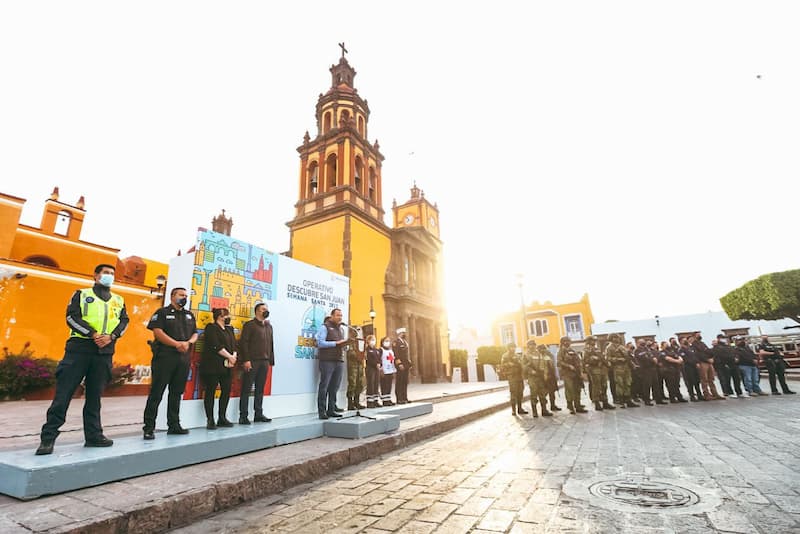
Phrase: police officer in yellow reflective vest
[{"left": 36, "top": 264, "right": 129, "bottom": 455}]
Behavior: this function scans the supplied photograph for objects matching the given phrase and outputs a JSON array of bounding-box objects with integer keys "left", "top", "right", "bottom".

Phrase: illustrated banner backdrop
[{"left": 182, "top": 230, "right": 349, "bottom": 400}]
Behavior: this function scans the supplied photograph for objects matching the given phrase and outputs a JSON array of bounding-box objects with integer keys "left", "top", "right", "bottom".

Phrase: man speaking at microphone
[{"left": 315, "top": 308, "right": 350, "bottom": 419}]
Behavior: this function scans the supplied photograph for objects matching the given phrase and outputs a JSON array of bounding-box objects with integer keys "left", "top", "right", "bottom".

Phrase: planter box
[{"left": 14, "top": 383, "right": 150, "bottom": 402}]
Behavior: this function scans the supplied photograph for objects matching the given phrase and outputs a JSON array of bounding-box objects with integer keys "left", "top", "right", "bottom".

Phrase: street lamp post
[
  {"left": 515, "top": 273, "right": 527, "bottom": 344},
  {"left": 369, "top": 296, "right": 376, "bottom": 338}
]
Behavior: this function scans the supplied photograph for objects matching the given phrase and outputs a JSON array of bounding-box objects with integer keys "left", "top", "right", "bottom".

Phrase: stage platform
[{"left": 0, "top": 402, "right": 431, "bottom": 500}]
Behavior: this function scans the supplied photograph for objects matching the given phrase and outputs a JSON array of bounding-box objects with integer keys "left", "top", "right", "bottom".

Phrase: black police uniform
[
  {"left": 40, "top": 283, "right": 129, "bottom": 445},
  {"left": 757, "top": 340, "right": 795, "bottom": 394},
  {"left": 142, "top": 304, "right": 197, "bottom": 433}
]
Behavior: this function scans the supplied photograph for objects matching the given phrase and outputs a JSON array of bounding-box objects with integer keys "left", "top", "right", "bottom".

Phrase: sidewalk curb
[{"left": 52, "top": 393, "right": 512, "bottom": 534}]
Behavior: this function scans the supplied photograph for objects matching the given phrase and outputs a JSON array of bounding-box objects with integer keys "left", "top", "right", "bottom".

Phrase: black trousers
[
  {"left": 767, "top": 362, "right": 792, "bottom": 393},
  {"left": 395, "top": 368, "right": 410, "bottom": 402},
  {"left": 41, "top": 350, "right": 111, "bottom": 442},
  {"left": 365, "top": 364, "right": 380, "bottom": 400},
  {"left": 239, "top": 360, "right": 269, "bottom": 418},
  {"left": 663, "top": 369, "right": 682, "bottom": 400},
  {"left": 201, "top": 371, "right": 232, "bottom": 420},
  {"left": 143, "top": 350, "right": 190, "bottom": 431},
  {"left": 717, "top": 364, "right": 742, "bottom": 396},
  {"left": 637, "top": 367, "right": 662, "bottom": 403},
  {"left": 683, "top": 363, "right": 703, "bottom": 398},
  {"left": 380, "top": 374, "right": 394, "bottom": 402}
]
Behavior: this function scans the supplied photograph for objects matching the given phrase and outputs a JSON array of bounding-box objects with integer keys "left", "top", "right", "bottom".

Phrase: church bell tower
[{"left": 287, "top": 45, "right": 392, "bottom": 328}]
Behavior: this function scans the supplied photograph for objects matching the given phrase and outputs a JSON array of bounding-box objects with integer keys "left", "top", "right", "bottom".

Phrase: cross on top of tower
[{"left": 338, "top": 42, "right": 348, "bottom": 58}]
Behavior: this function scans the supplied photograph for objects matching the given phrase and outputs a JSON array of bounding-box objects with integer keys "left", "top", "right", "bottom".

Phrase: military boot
[
  {"left": 549, "top": 393, "right": 562, "bottom": 411},
  {"left": 347, "top": 396, "right": 356, "bottom": 411},
  {"left": 517, "top": 402, "right": 528, "bottom": 415},
  {"left": 575, "top": 404, "right": 588, "bottom": 413},
  {"left": 568, "top": 401, "right": 576, "bottom": 414},
  {"left": 595, "top": 401, "right": 603, "bottom": 411},
  {"left": 602, "top": 400, "right": 616, "bottom": 410},
  {"left": 530, "top": 402, "right": 538, "bottom": 418},
  {"left": 625, "top": 397, "right": 640, "bottom": 408}
]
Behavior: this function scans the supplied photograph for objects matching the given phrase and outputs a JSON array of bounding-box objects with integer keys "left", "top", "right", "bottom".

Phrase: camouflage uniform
[
  {"left": 604, "top": 334, "right": 639, "bottom": 408},
  {"left": 557, "top": 337, "right": 587, "bottom": 414},
  {"left": 520, "top": 341, "right": 553, "bottom": 417},
  {"left": 500, "top": 344, "right": 527, "bottom": 415},
  {"left": 583, "top": 337, "right": 615, "bottom": 411},
  {"left": 539, "top": 345, "right": 562, "bottom": 411},
  {"left": 345, "top": 343, "right": 365, "bottom": 410}
]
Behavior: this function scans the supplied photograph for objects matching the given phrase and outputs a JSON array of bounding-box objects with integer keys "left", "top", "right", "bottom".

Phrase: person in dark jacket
[
  {"left": 634, "top": 339, "right": 664, "bottom": 406},
  {"left": 315, "top": 308, "right": 350, "bottom": 419},
  {"left": 364, "top": 335, "right": 382, "bottom": 407},
  {"left": 678, "top": 337, "right": 704, "bottom": 401},
  {"left": 393, "top": 328, "right": 413, "bottom": 404},
  {"left": 711, "top": 335, "right": 745, "bottom": 398},
  {"left": 200, "top": 308, "right": 237, "bottom": 429},
  {"left": 658, "top": 341, "right": 687, "bottom": 403},
  {"left": 734, "top": 337, "right": 763, "bottom": 396},
  {"left": 36, "top": 264, "right": 129, "bottom": 455},
  {"left": 756, "top": 336, "right": 796, "bottom": 395},
  {"left": 238, "top": 302, "right": 275, "bottom": 424}
]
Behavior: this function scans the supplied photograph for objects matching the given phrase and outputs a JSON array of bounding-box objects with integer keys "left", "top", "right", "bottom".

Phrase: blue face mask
[{"left": 99, "top": 274, "right": 114, "bottom": 287}]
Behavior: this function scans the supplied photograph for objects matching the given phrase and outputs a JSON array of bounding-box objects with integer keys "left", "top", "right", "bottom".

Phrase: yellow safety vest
[{"left": 70, "top": 288, "right": 124, "bottom": 338}]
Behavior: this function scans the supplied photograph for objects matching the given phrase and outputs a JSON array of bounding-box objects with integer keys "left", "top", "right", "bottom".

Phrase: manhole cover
[
  {"left": 563, "top": 475, "right": 722, "bottom": 515},
  {"left": 589, "top": 478, "right": 699, "bottom": 508}
]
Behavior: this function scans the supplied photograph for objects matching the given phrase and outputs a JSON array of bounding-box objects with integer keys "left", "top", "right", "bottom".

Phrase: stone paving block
[
  {"left": 356, "top": 489, "right": 392, "bottom": 506},
  {"left": 415, "top": 501, "right": 457, "bottom": 523},
  {"left": 432, "top": 513, "right": 478, "bottom": 533},
  {"left": 707, "top": 509, "right": 756, "bottom": 533},
  {"left": 339, "top": 482, "right": 383, "bottom": 497},
  {"left": 768, "top": 494, "right": 800, "bottom": 514},
  {"left": 439, "top": 488, "right": 475, "bottom": 505},
  {"left": 517, "top": 502, "right": 555, "bottom": 523},
  {"left": 312, "top": 492, "right": 359, "bottom": 512},
  {"left": 455, "top": 495, "right": 494, "bottom": 516},
  {"left": 392, "top": 484, "right": 427, "bottom": 500},
  {"left": 722, "top": 485, "right": 770, "bottom": 504},
  {"left": 397, "top": 519, "right": 437, "bottom": 533},
  {"left": 476, "top": 509, "right": 516, "bottom": 532},
  {"left": 268, "top": 508, "right": 327, "bottom": 531},
  {"left": 402, "top": 493, "right": 440, "bottom": 511},
  {"left": 509, "top": 521, "right": 547, "bottom": 534},
  {"left": 363, "top": 497, "right": 405, "bottom": 517},
  {"left": 369, "top": 507, "right": 417, "bottom": 530}
]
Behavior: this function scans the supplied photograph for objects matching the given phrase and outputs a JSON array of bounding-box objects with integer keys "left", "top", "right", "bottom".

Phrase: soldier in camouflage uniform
[
  {"left": 583, "top": 336, "right": 615, "bottom": 411},
  {"left": 604, "top": 333, "right": 639, "bottom": 408},
  {"left": 345, "top": 327, "right": 365, "bottom": 410},
  {"left": 538, "top": 344, "right": 562, "bottom": 411},
  {"left": 557, "top": 337, "right": 587, "bottom": 414},
  {"left": 500, "top": 343, "right": 528, "bottom": 415},
  {"left": 520, "top": 340, "right": 553, "bottom": 417}
]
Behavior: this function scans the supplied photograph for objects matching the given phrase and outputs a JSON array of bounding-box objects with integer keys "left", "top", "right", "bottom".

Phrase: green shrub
[
  {"left": 449, "top": 349, "right": 468, "bottom": 368},
  {"left": 0, "top": 343, "right": 59, "bottom": 399}
]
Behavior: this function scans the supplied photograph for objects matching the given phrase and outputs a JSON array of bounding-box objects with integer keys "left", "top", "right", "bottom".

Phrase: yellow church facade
[{"left": 492, "top": 293, "right": 596, "bottom": 348}]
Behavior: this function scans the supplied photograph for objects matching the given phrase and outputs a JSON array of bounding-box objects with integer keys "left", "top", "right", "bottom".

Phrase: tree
[
  {"left": 720, "top": 269, "right": 800, "bottom": 324},
  {"left": 449, "top": 349, "right": 468, "bottom": 369},
  {"left": 476, "top": 345, "right": 506, "bottom": 378}
]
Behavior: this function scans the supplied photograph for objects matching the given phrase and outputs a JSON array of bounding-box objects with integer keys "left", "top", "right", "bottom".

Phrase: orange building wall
[
  {"left": 0, "top": 263, "right": 163, "bottom": 366},
  {"left": 10, "top": 229, "right": 118, "bottom": 273}
]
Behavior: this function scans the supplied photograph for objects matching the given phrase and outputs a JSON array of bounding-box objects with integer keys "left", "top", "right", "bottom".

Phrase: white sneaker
[
  {"left": 740, "top": 392, "right": 750, "bottom": 398},
  {"left": 730, "top": 393, "right": 738, "bottom": 399}
]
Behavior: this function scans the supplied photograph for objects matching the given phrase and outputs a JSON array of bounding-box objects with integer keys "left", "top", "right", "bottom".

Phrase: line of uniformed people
[{"left": 499, "top": 333, "right": 795, "bottom": 418}]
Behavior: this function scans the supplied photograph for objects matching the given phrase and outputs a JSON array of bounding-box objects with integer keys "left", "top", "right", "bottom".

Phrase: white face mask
[
  {"left": 98, "top": 273, "right": 114, "bottom": 287},
  {"left": 383, "top": 342, "right": 391, "bottom": 349}
]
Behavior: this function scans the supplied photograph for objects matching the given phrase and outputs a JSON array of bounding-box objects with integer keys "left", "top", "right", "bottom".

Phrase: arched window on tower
[
  {"left": 54, "top": 210, "right": 71, "bottom": 236},
  {"left": 323, "top": 112, "right": 332, "bottom": 134},
  {"left": 368, "top": 168, "right": 376, "bottom": 202},
  {"left": 357, "top": 116, "right": 364, "bottom": 136},
  {"left": 354, "top": 156, "right": 363, "bottom": 193},
  {"left": 326, "top": 153, "right": 338, "bottom": 188},
  {"left": 307, "top": 161, "right": 319, "bottom": 197},
  {"left": 340, "top": 110, "right": 350, "bottom": 126}
]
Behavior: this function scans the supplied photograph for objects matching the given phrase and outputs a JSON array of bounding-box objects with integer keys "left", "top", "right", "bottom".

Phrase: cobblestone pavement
[{"left": 175, "top": 394, "right": 800, "bottom": 534}]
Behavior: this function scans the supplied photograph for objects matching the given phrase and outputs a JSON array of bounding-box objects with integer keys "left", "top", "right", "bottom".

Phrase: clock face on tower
[{"left": 403, "top": 214, "right": 414, "bottom": 225}]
